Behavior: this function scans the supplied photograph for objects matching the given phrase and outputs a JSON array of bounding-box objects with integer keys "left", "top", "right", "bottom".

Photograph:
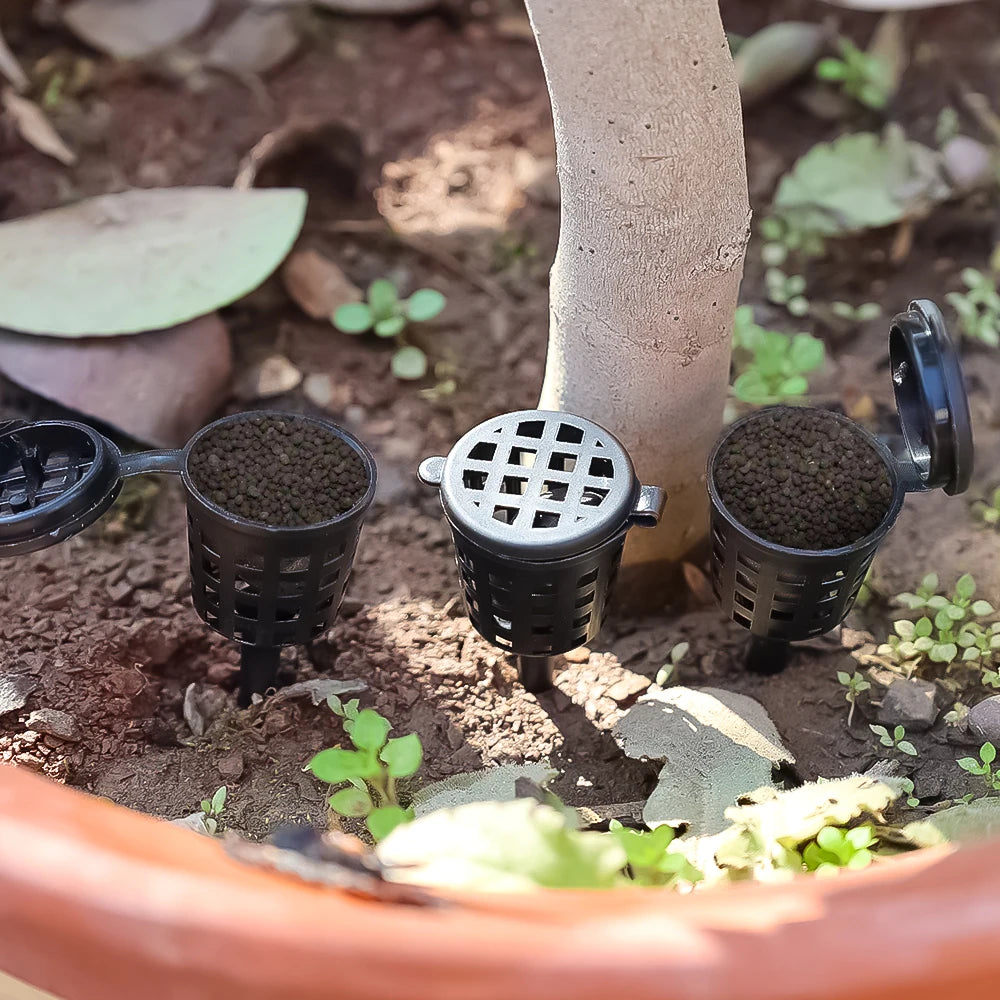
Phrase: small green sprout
[
  {"left": 972, "top": 487, "right": 1000, "bottom": 528},
  {"left": 307, "top": 697, "right": 423, "bottom": 841},
  {"left": 760, "top": 216, "right": 826, "bottom": 265},
  {"left": 898, "top": 777, "right": 920, "bottom": 808},
  {"left": 730, "top": 306, "right": 825, "bottom": 406},
  {"left": 837, "top": 669, "right": 871, "bottom": 727},
  {"left": 935, "top": 107, "right": 960, "bottom": 146},
  {"left": 801, "top": 825, "right": 878, "bottom": 875},
  {"left": 869, "top": 724, "right": 917, "bottom": 757},
  {"left": 198, "top": 786, "right": 227, "bottom": 835},
  {"left": 880, "top": 573, "right": 998, "bottom": 676},
  {"left": 944, "top": 702, "right": 970, "bottom": 726},
  {"left": 830, "top": 301, "right": 882, "bottom": 323},
  {"left": 607, "top": 820, "right": 703, "bottom": 888},
  {"left": 655, "top": 641, "right": 689, "bottom": 687},
  {"left": 946, "top": 268, "right": 1000, "bottom": 348},
  {"left": 957, "top": 743, "right": 1000, "bottom": 792},
  {"left": 815, "top": 37, "right": 894, "bottom": 110},
  {"left": 332, "top": 278, "right": 446, "bottom": 380},
  {"left": 765, "top": 267, "right": 809, "bottom": 317}
]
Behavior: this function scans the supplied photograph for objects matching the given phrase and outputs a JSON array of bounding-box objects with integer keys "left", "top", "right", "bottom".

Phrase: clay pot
[{"left": 1, "top": 764, "right": 999, "bottom": 1000}]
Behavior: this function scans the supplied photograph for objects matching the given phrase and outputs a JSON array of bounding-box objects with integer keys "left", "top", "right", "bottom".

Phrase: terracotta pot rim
[{"left": 2, "top": 766, "right": 999, "bottom": 1000}]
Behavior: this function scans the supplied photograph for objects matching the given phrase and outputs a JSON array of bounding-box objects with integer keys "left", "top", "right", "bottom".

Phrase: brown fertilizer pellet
[
  {"left": 187, "top": 415, "right": 368, "bottom": 527},
  {"left": 714, "top": 408, "right": 893, "bottom": 550}
]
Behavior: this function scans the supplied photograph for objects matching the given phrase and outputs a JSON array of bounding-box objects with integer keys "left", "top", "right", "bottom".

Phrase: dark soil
[
  {"left": 188, "top": 415, "right": 368, "bottom": 527},
  {"left": 715, "top": 408, "right": 893, "bottom": 550},
  {"left": 2, "top": 0, "right": 1000, "bottom": 839}
]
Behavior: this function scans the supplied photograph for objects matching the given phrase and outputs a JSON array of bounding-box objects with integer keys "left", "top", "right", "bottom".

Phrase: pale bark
[{"left": 525, "top": 0, "right": 750, "bottom": 573}]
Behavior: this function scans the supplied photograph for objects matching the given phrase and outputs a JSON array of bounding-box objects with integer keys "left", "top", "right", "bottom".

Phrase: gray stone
[
  {"left": 26, "top": 708, "right": 80, "bottom": 742},
  {"left": 879, "top": 678, "right": 938, "bottom": 732},
  {"left": 0, "top": 672, "right": 38, "bottom": 716},
  {"left": 968, "top": 695, "right": 1000, "bottom": 746}
]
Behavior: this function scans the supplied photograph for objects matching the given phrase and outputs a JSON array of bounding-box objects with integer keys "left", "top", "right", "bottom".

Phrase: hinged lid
[
  {"left": 0, "top": 420, "right": 122, "bottom": 556},
  {"left": 889, "top": 299, "right": 973, "bottom": 496},
  {"left": 418, "top": 409, "right": 641, "bottom": 560}
]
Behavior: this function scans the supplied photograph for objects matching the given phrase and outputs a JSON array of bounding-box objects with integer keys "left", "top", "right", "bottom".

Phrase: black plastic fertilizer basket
[
  {"left": 418, "top": 408, "right": 665, "bottom": 692},
  {"left": 0, "top": 410, "right": 376, "bottom": 705},
  {"left": 708, "top": 299, "right": 974, "bottom": 672}
]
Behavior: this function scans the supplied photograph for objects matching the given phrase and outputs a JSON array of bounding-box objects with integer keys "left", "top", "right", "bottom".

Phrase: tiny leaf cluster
[
  {"left": 946, "top": 268, "right": 1000, "bottom": 349},
  {"left": 870, "top": 724, "right": 917, "bottom": 757},
  {"left": 333, "top": 278, "right": 446, "bottom": 380},
  {"left": 199, "top": 785, "right": 227, "bottom": 835},
  {"left": 836, "top": 669, "right": 871, "bottom": 726},
  {"left": 815, "top": 37, "right": 894, "bottom": 110},
  {"left": 730, "top": 305, "right": 825, "bottom": 406},
  {"left": 308, "top": 697, "right": 423, "bottom": 841},
  {"left": 957, "top": 743, "right": 1000, "bottom": 793},
  {"left": 972, "top": 487, "right": 1000, "bottom": 528},
  {"left": 607, "top": 820, "right": 704, "bottom": 888},
  {"left": 878, "top": 573, "right": 998, "bottom": 678}
]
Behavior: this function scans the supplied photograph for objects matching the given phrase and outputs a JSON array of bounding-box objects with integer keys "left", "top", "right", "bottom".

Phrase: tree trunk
[{"left": 525, "top": 0, "right": 750, "bottom": 587}]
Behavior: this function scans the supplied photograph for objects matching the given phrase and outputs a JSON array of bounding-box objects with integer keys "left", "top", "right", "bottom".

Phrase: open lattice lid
[
  {"left": 418, "top": 409, "right": 644, "bottom": 560},
  {"left": 889, "top": 299, "right": 973, "bottom": 496},
  {"left": 0, "top": 420, "right": 123, "bottom": 556}
]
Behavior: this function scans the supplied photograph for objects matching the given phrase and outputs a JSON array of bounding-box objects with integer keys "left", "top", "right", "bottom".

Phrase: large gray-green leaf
[
  {"left": 612, "top": 686, "right": 794, "bottom": 835},
  {"left": 773, "top": 128, "right": 950, "bottom": 237},
  {"left": 0, "top": 188, "right": 306, "bottom": 336},
  {"left": 63, "top": 0, "right": 215, "bottom": 59},
  {"left": 377, "top": 800, "right": 626, "bottom": 892},
  {"left": 735, "top": 22, "right": 827, "bottom": 107},
  {"left": 412, "top": 763, "right": 557, "bottom": 817},
  {"left": 901, "top": 798, "right": 1000, "bottom": 848}
]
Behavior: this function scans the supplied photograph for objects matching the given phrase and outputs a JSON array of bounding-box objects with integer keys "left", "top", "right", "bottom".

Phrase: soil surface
[{"left": 3, "top": 0, "right": 1000, "bottom": 839}]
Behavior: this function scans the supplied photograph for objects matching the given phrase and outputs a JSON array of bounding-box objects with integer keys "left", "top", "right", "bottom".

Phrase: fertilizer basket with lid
[
  {"left": 418, "top": 408, "right": 664, "bottom": 691},
  {"left": 708, "top": 299, "right": 973, "bottom": 671},
  {"left": 0, "top": 410, "right": 376, "bottom": 704}
]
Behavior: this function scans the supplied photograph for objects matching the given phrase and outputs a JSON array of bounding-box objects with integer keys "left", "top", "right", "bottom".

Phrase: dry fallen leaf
[
  {"left": 63, "top": 0, "right": 215, "bottom": 60},
  {"left": 0, "top": 27, "right": 28, "bottom": 91},
  {"left": 206, "top": 8, "right": 299, "bottom": 76},
  {"left": 2, "top": 88, "right": 76, "bottom": 165},
  {"left": 282, "top": 249, "right": 361, "bottom": 320}
]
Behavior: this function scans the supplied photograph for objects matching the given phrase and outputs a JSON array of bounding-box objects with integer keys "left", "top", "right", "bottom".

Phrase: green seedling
[
  {"left": 764, "top": 267, "right": 809, "bottom": 317},
  {"left": 880, "top": 573, "right": 998, "bottom": 677},
  {"left": 898, "top": 778, "right": 920, "bottom": 808},
  {"left": 655, "top": 642, "right": 689, "bottom": 687},
  {"left": 944, "top": 702, "right": 970, "bottom": 726},
  {"left": 837, "top": 669, "right": 871, "bottom": 727},
  {"left": 333, "top": 278, "right": 446, "bottom": 380},
  {"left": 800, "top": 825, "right": 878, "bottom": 875},
  {"left": 199, "top": 786, "right": 227, "bottom": 835},
  {"left": 869, "top": 724, "right": 917, "bottom": 756},
  {"left": 935, "top": 107, "right": 960, "bottom": 146},
  {"left": 307, "top": 697, "right": 423, "bottom": 841},
  {"left": 607, "top": 820, "right": 703, "bottom": 888},
  {"left": 957, "top": 743, "right": 1000, "bottom": 792},
  {"left": 829, "top": 301, "right": 882, "bottom": 323},
  {"left": 946, "top": 268, "right": 1000, "bottom": 348},
  {"left": 972, "top": 487, "right": 1000, "bottom": 528},
  {"left": 730, "top": 306, "right": 825, "bottom": 406},
  {"left": 759, "top": 216, "right": 826, "bottom": 265},
  {"left": 815, "top": 37, "right": 894, "bottom": 110}
]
